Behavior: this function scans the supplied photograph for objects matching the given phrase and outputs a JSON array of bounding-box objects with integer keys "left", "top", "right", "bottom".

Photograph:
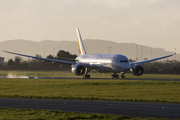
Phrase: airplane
[{"left": 3, "top": 28, "right": 176, "bottom": 79}]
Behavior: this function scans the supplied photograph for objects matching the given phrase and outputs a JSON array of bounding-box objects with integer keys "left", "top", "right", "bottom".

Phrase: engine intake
[
  {"left": 130, "top": 64, "right": 144, "bottom": 76},
  {"left": 71, "top": 63, "right": 86, "bottom": 75}
]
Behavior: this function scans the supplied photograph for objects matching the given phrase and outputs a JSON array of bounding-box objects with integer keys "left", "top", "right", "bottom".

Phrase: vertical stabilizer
[{"left": 76, "top": 28, "right": 87, "bottom": 55}]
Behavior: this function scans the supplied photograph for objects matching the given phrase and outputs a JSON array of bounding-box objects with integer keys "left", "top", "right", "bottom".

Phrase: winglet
[{"left": 76, "top": 28, "right": 87, "bottom": 55}]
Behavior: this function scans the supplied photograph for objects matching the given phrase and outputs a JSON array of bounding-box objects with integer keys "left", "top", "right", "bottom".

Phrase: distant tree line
[
  {"left": 142, "top": 60, "right": 180, "bottom": 74},
  {"left": 0, "top": 50, "right": 77, "bottom": 71},
  {"left": 0, "top": 50, "right": 179, "bottom": 74},
  {"left": 129, "top": 59, "right": 180, "bottom": 74}
]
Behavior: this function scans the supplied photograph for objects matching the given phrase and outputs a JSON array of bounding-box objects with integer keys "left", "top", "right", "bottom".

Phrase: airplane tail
[{"left": 76, "top": 28, "right": 87, "bottom": 55}]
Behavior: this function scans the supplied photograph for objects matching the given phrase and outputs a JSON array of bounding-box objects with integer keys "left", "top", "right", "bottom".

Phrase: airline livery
[{"left": 3, "top": 28, "right": 176, "bottom": 79}]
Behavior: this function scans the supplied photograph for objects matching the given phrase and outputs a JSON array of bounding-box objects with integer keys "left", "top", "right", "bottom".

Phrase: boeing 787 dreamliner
[{"left": 3, "top": 28, "right": 176, "bottom": 79}]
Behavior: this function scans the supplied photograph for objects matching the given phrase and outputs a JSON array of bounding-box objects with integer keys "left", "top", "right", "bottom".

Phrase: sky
[{"left": 0, "top": 0, "right": 180, "bottom": 53}]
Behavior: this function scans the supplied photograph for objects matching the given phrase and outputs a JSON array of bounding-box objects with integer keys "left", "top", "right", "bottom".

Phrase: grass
[
  {"left": 0, "top": 108, "right": 130, "bottom": 120},
  {"left": 0, "top": 78, "right": 180, "bottom": 103},
  {"left": 0, "top": 108, "right": 173, "bottom": 120}
]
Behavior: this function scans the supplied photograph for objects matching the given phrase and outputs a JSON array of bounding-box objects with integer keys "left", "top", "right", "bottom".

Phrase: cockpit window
[{"left": 120, "top": 60, "right": 129, "bottom": 63}]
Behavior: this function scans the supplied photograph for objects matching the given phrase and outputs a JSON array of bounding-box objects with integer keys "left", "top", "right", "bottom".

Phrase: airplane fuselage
[{"left": 76, "top": 54, "right": 130, "bottom": 73}]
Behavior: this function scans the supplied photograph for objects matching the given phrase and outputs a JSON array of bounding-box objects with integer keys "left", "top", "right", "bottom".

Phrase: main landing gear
[
  {"left": 111, "top": 73, "right": 119, "bottom": 79},
  {"left": 111, "top": 72, "right": 125, "bottom": 79},
  {"left": 83, "top": 74, "right": 90, "bottom": 79},
  {"left": 120, "top": 72, "right": 125, "bottom": 79},
  {"left": 83, "top": 68, "right": 91, "bottom": 79}
]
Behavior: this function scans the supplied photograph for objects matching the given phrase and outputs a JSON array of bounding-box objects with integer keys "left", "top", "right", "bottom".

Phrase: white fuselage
[{"left": 76, "top": 54, "right": 131, "bottom": 73}]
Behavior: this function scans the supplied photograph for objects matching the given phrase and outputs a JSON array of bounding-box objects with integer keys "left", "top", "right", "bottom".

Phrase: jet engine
[
  {"left": 130, "top": 64, "right": 144, "bottom": 76},
  {"left": 71, "top": 63, "right": 86, "bottom": 75}
]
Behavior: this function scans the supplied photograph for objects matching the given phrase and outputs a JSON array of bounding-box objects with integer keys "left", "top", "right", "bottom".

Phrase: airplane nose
[{"left": 120, "top": 63, "right": 130, "bottom": 71}]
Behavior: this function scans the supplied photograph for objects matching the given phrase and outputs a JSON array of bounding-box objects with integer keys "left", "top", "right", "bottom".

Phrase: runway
[
  {"left": 0, "top": 98, "right": 180, "bottom": 119},
  {"left": 37, "top": 77, "right": 180, "bottom": 81},
  {"left": 0, "top": 76, "right": 180, "bottom": 81}
]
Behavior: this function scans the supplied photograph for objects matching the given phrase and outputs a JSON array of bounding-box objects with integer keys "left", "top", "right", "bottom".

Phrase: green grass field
[
  {"left": 1, "top": 108, "right": 174, "bottom": 120},
  {"left": 0, "top": 108, "right": 131, "bottom": 120},
  {"left": 0, "top": 78, "right": 180, "bottom": 103}
]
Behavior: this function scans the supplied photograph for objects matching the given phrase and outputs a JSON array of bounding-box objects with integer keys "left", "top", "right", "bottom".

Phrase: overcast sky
[{"left": 0, "top": 0, "right": 179, "bottom": 53}]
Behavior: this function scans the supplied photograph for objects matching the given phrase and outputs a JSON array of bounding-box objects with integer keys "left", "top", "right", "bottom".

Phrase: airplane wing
[
  {"left": 55, "top": 57, "right": 78, "bottom": 61},
  {"left": 131, "top": 53, "right": 176, "bottom": 65},
  {"left": 3, "top": 50, "right": 76, "bottom": 65}
]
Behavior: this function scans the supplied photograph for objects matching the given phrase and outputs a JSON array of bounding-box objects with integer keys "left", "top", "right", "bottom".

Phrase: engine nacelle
[
  {"left": 130, "top": 64, "right": 144, "bottom": 76},
  {"left": 71, "top": 63, "right": 86, "bottom": 75}
]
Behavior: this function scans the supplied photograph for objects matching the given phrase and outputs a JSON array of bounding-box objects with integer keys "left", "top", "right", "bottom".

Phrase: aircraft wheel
[
  {"left": 111, "top": 75, "right": 115, "bottom": 79},
  {"left": 115, "top": 75, "right": 119, "bottom": 79},
  {"left": 120, "top": 76, "right": 125, "bottom": 79},
  {"left": 111, "top": 75, "right": 119, "bottom": 79},
  {"left": 84, "top": 75, "right": 90, "bottom": 79},
  {"left": 111, "top": 75, "right": 114, "bottom": 79},
  {"left": 87, "top": 75, "right": 90, "bottom": 79}
]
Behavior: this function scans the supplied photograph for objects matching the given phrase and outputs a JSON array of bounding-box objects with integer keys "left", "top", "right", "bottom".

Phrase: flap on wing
[{"left": 3, "top": 50, "right": 76, "bottom": 65}]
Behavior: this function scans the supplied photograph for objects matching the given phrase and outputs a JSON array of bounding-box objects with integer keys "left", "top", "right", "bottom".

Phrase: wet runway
[{"left": 0, "top": 98, "right": 180, "bottom": 119}]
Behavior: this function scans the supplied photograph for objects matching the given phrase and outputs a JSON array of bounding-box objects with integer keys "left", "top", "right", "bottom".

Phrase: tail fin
[{"left": 76, "top": 28, "right": 87, "bottom": 55}]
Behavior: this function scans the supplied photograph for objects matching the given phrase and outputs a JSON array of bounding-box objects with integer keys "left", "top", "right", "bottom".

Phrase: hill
[{"left": 0, "top": 39, "right": 178, "bottom": 62}]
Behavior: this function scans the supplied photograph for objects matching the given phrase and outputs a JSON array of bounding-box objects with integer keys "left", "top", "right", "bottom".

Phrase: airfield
[{"left": 0, "top": 71, "right": 180, "bottom": 119}]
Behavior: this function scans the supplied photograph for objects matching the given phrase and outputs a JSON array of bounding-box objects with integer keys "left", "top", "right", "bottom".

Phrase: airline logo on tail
[{"left": 76, "top": 28, "right": 86, "bottom": 55}]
